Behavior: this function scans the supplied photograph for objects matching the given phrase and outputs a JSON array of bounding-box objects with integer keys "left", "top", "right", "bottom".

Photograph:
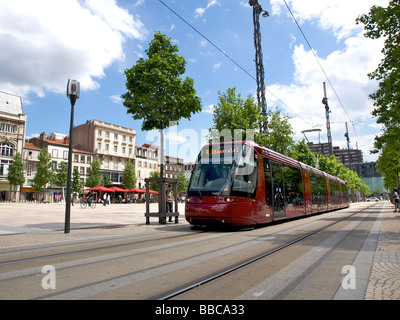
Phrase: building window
[
  {"left": 114, "top": 145, "right": 117, "bottom": 153},
  {"left": 26, "top": 163, "right": 32, "bottom": 177},
  {"left": 80, "top": 155, "right": 85, "bottom": 163},
  {"left": 63, "top": 150, "right": 68, "bottom": 159},
  {"left": 52, "top": 149, "right": 58, "bottom": 158},
  {"left": 0, "top": 143, "right": 14, "bottom": 157},
  {"left": 98, "top": 129, "right": 102, "bottom": 137}
]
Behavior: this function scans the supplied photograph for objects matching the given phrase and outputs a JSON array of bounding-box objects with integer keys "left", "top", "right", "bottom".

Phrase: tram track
[
  {"left": 0, "top": 202, "right": 381, "bottom": 300},
  {"left": 155, "top": 202, "right": 381, "bottom": 300}
]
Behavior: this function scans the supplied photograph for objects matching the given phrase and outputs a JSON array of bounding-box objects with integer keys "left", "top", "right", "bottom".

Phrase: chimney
[
  {"left": 40, "top": 132, "right": 46, "bottom": 141},
  {"left": 64, "top": 136, "right": 70, "bottom": 145}
]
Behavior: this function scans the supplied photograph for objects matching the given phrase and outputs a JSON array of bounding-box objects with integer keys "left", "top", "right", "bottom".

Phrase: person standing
[
  {"left": 103, "top": 193, "right": 107, "bottom": 206},
  {"left": 166, "top": 184, "right": 174, "bottom": 222}
]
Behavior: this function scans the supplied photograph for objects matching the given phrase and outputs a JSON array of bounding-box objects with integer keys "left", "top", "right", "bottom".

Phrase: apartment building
[
  {"left": 136, "top": 144, "right": 159, "bottom": 188},
  {"left": 72, "top": 120, "right": 136, "bottom": 184},
  {"left": 27, "top": 132, "right": 93, "bottom": 201},
  {"left": 0, "top": 91, "right": 27, "bottom": 201}
]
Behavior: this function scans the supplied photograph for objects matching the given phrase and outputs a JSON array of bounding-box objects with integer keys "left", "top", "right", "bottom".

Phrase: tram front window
[{"left": 188, "top": 144, "right": 258, "bottom": 198}]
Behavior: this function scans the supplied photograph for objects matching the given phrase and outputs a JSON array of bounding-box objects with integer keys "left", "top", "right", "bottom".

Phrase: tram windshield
[{"left": 188, "top": 143, "right": 258, "bottom": 198}]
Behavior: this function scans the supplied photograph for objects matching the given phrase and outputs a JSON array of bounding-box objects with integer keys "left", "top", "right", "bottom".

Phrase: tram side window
[
  {"left": 341, "top": 183, "right": 349, "bottom": 203},
  {"left": 282, "top": 165, "right": 304, "bottom": 206},
  {"left": 329, "top": 180, "right": 340, "bottom": 205},
  {"left": 310, "top": 173, "right": 327, "bottom": 208},
  {"left": 263, "top": 158, "right": 273, "bottom": 206},
  {"left": 231, "top": 154, "right": 258, "bottom": 198}
]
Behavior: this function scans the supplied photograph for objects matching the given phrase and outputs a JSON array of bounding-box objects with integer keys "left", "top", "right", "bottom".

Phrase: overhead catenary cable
[
  {"left": 158, "top": 0, "right": 310, "bottom": 125},
  {"left": 282, "top": 0, "right": 361, "bottom": 144}
]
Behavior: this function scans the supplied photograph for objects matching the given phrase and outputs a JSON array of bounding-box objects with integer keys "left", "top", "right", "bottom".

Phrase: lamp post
[
  {"left": 249, "top": 0, "right": 269, "bottom": 137},
  {"left": 64, "top": 79, "right": 80, "bottom": 234}
]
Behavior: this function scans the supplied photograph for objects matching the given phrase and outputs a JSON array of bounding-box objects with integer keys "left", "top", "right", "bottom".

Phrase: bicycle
[{"left": 80, "top": 198, "right": 96, "bottom": 209}]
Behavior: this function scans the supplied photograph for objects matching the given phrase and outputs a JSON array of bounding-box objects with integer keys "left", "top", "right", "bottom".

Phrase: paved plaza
[{"left": 0, "top": 201, "right": 399, "bottom": 299}]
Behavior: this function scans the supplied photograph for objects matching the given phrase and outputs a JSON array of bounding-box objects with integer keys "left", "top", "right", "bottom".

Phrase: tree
[
  {"left": 177, "top": 172, "right": 189, "bottom": 194},
  {"left": 149, "top": 170, "right": 160, "bottom": 191},
  {"left": 122, "top": 31, "right": 202, "bottom": 177},
  {"left": 209, "top": 87, "right": 261, "bottom": 142},
  {"left": 32, "top": 148, "right": 53, "bottom": 200},
  {"left": 122, "top": 161, "right": 137, "bottom": 189},
  {"left": 357, "top": 1, "right": 400, "bottom": 152},
  {"left": 53, "top": 161, "right": 67, "bottom": 201},
  {"left": 376, "top": 142, "right": 400, "bottom": 189},
  {"left": 102, "top": 172, "right": 111, "bottom": 186},
  {"left": 71, "top": 168, "right": 83, "bottom": 194},
  {"left": 7, "top": 152, "right": 25, "bottom": 201},
  {"left": 210, "top": 88, "right": 295, "bottom": 154},
  {"left": 86, "top": 159, "right": 101, "bottom": 188},
  {"left": 289, "top": 139, "right": 316, "bottom": 167}
]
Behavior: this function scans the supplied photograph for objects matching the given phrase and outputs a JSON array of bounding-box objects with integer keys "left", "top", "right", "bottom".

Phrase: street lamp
[
  {"left": 64, "top": 79, "right": 80, "bottom": 234},
  {"left": 249, "top": 0, "right": 269, "bottom": 137}
]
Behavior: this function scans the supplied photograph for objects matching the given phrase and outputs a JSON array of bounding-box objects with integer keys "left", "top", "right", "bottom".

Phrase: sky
[{"left": 0, "top": 0, "right": 388, "bottom": 163}]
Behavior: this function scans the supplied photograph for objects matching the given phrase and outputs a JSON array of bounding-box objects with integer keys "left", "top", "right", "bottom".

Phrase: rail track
[{"left": 0, "top": 202, "right": 383, "bottom": 300}]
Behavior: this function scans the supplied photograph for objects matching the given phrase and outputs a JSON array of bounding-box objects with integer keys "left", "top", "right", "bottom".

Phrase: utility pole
[
  {"left": 344, "top": 122, "right": 352, "bottom": 168},
  {"left": 322, "top": 82, "right": 333, "bottom": 156},
  {"left": 249, "top": 0, "right": 269, "bottom": 137}
]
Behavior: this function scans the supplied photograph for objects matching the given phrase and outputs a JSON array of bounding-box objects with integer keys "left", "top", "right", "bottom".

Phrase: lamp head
[{"left": 67, "top": 79, "right": 80, "bottom": 99}]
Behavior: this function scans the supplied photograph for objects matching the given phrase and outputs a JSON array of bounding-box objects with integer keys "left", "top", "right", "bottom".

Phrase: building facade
[
  {"left": 26, "top": 132, "right": 93, "bottom": 201},
  {"left": 72, "top": 120, "right": 136, "bottom": 185},
  {"left": 136, "top": 144, "right": 159, "bottom": 188},
  {"left": 0, "top": 92, "right": 27, "bottom": 201}
]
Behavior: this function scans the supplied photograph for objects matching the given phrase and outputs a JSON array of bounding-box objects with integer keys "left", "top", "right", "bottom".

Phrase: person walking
[
  {"left": 103, "top": 193, "right": 107, "bottom": 206},
  {"left": 166, "top": 184, "right": 174, "bottom": 222},
  {"left": 394, "top": 189, "right": 399, "bottom": 213}
]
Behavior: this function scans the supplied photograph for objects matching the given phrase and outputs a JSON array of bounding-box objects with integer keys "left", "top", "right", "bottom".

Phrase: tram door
[
  {"left": 265, "top": 161, "right": 286, "bottom": 219},
  {"left": 271, "top": 162, "right": 286, "bottom": 219}
]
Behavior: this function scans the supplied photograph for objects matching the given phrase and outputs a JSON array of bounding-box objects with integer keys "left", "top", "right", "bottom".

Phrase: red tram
[{"left": 185, "top": 141, "right": 349, "bottom": 227}]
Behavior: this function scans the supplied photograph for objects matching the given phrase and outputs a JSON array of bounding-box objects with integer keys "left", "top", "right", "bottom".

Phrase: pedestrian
[
  {"left": 166, "top": 184, "right": 174, "bottom": 222},
  {"left": 107, "top": 193, "right": 111, "bottom": 205},
  {"left": 394, "top": 189, "right": 399, "bottom": 213},
  {"left": 103, "top": 193, "right": 107, "bottom": 206}
]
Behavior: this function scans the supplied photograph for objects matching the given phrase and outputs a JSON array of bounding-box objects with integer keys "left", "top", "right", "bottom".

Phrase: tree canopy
[
  {"left": 357, "top": 0, "right": 400, "bottom": 188},
  {"left": 209, "top": 87, "right": 294, "bottom": 155},
  {"left": 122, "top": 31, "right": 202, "bottom": 132}
]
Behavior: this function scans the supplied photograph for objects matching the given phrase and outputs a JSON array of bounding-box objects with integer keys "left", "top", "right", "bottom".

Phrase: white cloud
[
  {"left": 270, "top": 0, "right": 389, "bottom": 40},
  {"left": 203, "top": 104, "right": 215, "bottom": 114},
  {"left": 0, "top": 0, "right": 147, "bottom": 98},
  {"left": 265, "top": 0, "right": 388, "bottom": 161},
  {"left": 212, "top": 62, "right": 222, "bottom": 72},
  {"left": 194, "top": 0, "right": 220, "bottom": 19}
]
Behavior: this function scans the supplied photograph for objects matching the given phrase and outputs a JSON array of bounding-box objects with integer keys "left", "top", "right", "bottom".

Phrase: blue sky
[{"left": 0, "top": 0, "right": 388, "bottom": 163}]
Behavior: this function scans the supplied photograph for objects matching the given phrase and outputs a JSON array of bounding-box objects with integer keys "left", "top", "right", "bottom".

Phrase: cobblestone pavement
[{"left": 365, "top": 202, "right": 400, "bottom": 300}]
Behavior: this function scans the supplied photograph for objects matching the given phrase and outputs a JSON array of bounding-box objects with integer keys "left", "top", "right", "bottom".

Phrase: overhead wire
[
  {"left": 157, "top": 0, "right": 310, "bottom": 125},
  {"left": 281, "top": 0, "right": 361, "bottom": 145}
]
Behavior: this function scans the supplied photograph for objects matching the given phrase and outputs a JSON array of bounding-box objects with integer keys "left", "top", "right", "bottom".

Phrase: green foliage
[
  {"left": 53, "top": 161, "right": 67, "bottom": 188},
  {"left": 357, "top": 1, "right": 400, "bottom": 187},
  {"left": 289, "top": 139, "right": 316, "bottom": 167},
  {"left": 122, "top": 161, "right": 137, "bottom": 189},
  {"left": 32, "top": 148, "right": 53, "bottom": 192},
  {"left": 122, "top": 31, "right": 202, "bottom": 131},
  {"left": 177, "top": 172, "right": 189, "bottom": 194},
  {"left": 210, "top": 87, "right": 295, "bottom": 155},
  {"left": 71, "top": 168, "right": 83, "bottom": 194},
  {"left": 86, "top": 159, "right": 101, "bottom": 188},
  {"left": 149, "top": 170, "right": 160, "bottom": 191},
  {"left": 7, "top": 152, "right": 25, "bottom": 186},
  {"left": 210, "top": 87, "right": 261, "bottom": 141}
]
